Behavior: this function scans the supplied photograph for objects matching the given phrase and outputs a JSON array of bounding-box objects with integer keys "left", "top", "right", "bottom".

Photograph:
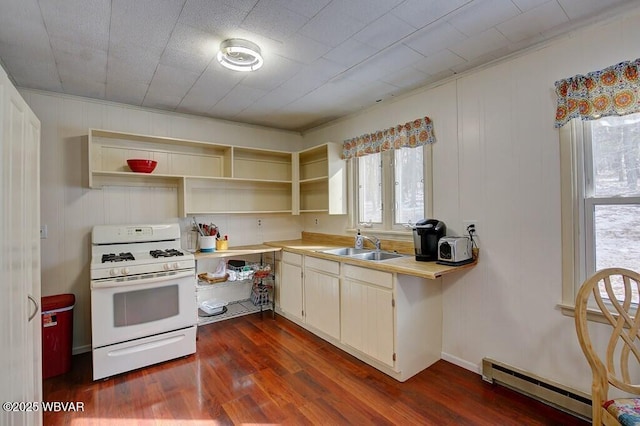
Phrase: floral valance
[
  {"left": 554, "top": 58, "right": 640, "bottom": 128},
  {"left": 342, "top": 116, "right": 436, "bottom": 159}
]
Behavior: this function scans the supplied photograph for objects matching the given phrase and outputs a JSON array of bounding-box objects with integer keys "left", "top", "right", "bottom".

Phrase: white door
[
  {"left": 280, "top": 261, "right": 303, "bottom": 321},
  {"left": 304, "top": 268, "right": 340, "bottom": 339},
  {"left": 0, "top": 67, "right": 42, "bottom": 426}
]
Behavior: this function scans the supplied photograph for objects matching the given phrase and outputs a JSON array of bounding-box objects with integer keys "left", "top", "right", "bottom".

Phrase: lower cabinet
[
  {"left": 341, "top": 265, "right": 394, "bottom": 368},
  {"left": 276, "top": 250, "right": 442, "bottom": 382},
  {"left": 279, "top": 252, "right": 304, "bottom": 322},
  {"left": 304, "top": 257, "right": 340, "bottom": 340}
]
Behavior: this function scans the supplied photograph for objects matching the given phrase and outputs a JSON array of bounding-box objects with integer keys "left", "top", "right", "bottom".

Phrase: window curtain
[
  {"left": 554, "top": 58, "right": 640, "bottom": 128},
  {"left": 341, "top": 116, "right": 435, "bottom": 159}
]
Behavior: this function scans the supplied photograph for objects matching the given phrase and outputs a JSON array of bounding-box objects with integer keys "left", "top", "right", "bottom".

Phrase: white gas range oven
[{"left": 90, "top": 223, "right": 196, "bottom": 380}]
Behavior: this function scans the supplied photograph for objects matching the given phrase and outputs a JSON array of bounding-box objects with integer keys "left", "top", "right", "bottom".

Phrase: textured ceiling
[{"left": 0, "top": 0, "right": 637, "bottom": 132}]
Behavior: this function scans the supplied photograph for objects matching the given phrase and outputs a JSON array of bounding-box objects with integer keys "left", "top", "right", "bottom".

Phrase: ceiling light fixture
[{"left": 217, "top": 39, "right": 263, "bottom": 72}]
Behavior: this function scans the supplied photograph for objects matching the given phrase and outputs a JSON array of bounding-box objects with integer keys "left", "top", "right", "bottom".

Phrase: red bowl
[{"left": 127, "top": 159, "right": 157, "bottom": 173}]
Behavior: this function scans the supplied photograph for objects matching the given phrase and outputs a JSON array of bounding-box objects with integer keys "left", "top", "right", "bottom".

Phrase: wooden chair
[{"left": 575, "top": 268, "right": 640, "bottom": 425}]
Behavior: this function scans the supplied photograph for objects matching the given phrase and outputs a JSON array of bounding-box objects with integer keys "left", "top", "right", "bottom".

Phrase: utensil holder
[
  {"left": 216, "top": 240, "right": 228, "bottom": 251},
  {"left": 199, "top": 235, "right": 216, "bottom": 253}
]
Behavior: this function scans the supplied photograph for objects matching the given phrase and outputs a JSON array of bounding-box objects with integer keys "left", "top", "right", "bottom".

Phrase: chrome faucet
[{"left": 361, "top": 235, "right": 381, "bottom": 251}]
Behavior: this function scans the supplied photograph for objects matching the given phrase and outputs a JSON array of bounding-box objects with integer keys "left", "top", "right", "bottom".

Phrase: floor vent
[{"left": 482, "top": 358, "right": 591, "bottom": 421}]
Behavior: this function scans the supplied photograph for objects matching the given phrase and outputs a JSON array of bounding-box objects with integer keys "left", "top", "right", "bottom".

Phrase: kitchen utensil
[
  {"left": 126, "top": 159, "right": 157, "bottom": 173},
  {"left": 193, "top": 217, "right": 205, "bottom": 236}
]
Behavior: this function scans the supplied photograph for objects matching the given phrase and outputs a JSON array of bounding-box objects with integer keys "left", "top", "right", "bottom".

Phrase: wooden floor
[{"left": 44, "top": 313, "right": 588, "bottom": 425}]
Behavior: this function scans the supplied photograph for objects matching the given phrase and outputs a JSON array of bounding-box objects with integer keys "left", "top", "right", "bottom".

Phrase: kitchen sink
[
  {"left": 319, "top": 247, "right": 372, "bottom": 256},
  {"left": 347, "top": 251, "right": 405, "bottom": 261},
  {"left": 319, "top": 247, "right": 405, "bottom": 261}
]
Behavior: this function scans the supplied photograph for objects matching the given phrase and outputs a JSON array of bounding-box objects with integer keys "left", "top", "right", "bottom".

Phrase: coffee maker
[{"left": 412, "top": 219, "right": 446, "bottom": 261}]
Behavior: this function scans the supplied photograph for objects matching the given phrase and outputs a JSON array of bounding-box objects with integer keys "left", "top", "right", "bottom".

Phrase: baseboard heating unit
[{"left": 481, "top": 358, "right": 591, "bottom": 421}]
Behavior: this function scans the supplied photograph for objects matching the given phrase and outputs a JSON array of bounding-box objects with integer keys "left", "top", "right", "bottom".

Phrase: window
[
  {"left": 394, "top": 147, "right": 425, "bottom": 224},
  {"left": 561, "top": 112, "right": 640, "bottom": 307},
  {"left": 357, "top": 152, "right": 382, "bottom": 224},
  {"left": 353, "top": 145, "right": 432, "bottom": 232}
]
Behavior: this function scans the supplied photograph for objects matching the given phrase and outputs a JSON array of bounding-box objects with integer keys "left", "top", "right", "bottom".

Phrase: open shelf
[
  {"left": 300, "top": 179, "right": 329, "bottom": 212},
  {"left": 299, "top": 145, "right": 329, "bottom": 181},
  {"left": 195, "top": 248, "right": 275, "bottom": 325},
  {"left": 185, "top": 178, "right": 292, "bottom": 214},
  {"left": 197, "top": 299, "right": 271, "bottom": 325},
  {"left": 87, "top": 129, "right": 345, "bottom": 216},
  {"left": 90, "top": 171, "right": 183, "bottom": 188},
  {"left": 233, "top": 147, "right": 292, "bottom": 181},
  {"left": 89, "top": 130, "right": 231, "bottom": 186},
  {"left": 294, "top": 143, "right": 346, "bottom": 215}
]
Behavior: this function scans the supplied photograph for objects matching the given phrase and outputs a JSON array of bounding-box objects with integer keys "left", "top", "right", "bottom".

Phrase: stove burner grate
[
  {"left": 150, "top": 249, "right": 185, "bottom": 258},
  {"left": 102, "top": 252, "right": 135, "bottom": 263}
]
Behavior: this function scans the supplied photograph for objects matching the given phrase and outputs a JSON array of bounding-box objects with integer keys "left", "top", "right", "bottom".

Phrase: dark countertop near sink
[{"left": 264, "top": 239, "right": 477, "bottom": 280}]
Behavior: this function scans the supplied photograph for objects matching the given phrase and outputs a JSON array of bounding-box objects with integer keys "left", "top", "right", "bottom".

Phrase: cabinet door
[
  {"left": 280, "top": 262, "right": 303, "bottom": 321},
  {"left": 304, "top": 268, "right": 340, "bottom": 340},
  {"left": 341, "top": 278, "right": 394, "bottom": 367}
]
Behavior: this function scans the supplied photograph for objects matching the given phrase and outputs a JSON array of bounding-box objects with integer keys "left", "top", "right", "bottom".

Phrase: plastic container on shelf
[
  {"left": 41, "top": 293, "right": 75, "bottom": 379},
  {"left": 199, "top": 298, "right": 229, "bottom": 316}
]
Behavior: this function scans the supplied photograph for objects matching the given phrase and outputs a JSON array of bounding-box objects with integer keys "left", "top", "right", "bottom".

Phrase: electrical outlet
[
  {"left": 463, "top": 220, "right": 478, "bottom": 237},
  {"left": 257, "top": 218, "right": 262, "bottom": 227},
  {"left": 314, "top": 218, "right": 320, "bottom": 226},
  {"left": 40, "top": 224, "right": 48, "bottom": 239}
]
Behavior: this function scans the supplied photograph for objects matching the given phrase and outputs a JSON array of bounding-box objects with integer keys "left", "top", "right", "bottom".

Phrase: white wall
[
  {"left": 21, "top": 91, "right": 304, "bottom": 353},
  {"left": 303, "top": 7, "right": 640, "bottom": 393}
]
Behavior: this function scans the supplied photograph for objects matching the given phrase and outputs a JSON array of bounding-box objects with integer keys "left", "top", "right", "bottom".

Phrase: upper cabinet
[
  {"left": 185, "top": 147, "right": 293, "bottom": 216},
  {"left": 88, "top": 129, "right": 232, "bottom": 185},
  {"left": 232, "top": 147, "right": 292, "bottom": 182},
  {"left": 87, "top": 129, "right": 345, "bottom": 217},
  {"left": 293, "top": 143, "right": 346, "bottom": 215}
]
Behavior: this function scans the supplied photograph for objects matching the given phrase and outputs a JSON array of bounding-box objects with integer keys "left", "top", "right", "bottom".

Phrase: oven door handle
[{"left": 91, "top": 270, "right": 195, "bottom": 289}]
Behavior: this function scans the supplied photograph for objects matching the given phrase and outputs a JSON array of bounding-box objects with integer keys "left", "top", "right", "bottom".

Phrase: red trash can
[{"left": 41, "top": 294, "right": 75, "bottom": 379}]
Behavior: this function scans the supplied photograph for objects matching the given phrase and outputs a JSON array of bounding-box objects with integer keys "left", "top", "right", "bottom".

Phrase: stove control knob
[
  {"left": 122, "top": 268, "right": 130, "bottom": 275},
  {"left": 110, "top": 268, "right": 118, "bottom": 276},
  {"left": 163, "top": 263, "right": 171, "bottom": 271},
  {"left": 172, "top": 262, "right": 180, "bottom": 270}
]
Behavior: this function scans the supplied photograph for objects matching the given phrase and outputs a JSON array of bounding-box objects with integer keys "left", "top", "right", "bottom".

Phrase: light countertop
[
  {"left": 192, "top": 238, "right": 476, "bottom": 280},
  {"left": 263, "top": 239, "right": 476, "bottom": 280},
  {"left": 193, "top": 244, "right": 280, "bottom": 260}
]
